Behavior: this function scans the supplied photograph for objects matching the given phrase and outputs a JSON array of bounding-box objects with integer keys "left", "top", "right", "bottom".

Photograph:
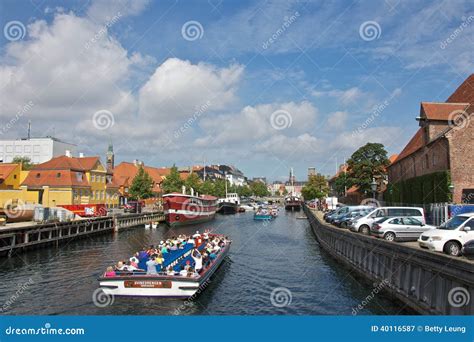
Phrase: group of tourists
[{"left": 104, "top": 230, "right": 230, "bottom": 278}]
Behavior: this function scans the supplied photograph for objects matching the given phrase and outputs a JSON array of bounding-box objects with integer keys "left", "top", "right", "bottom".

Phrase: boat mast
[{"left": 225, "top": 171, "right": 228, "bottom": 197}]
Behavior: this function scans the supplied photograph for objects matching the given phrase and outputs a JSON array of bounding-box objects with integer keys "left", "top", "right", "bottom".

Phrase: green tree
[
  {"left": 200, "top": 179, "right": 215, "bottom": 196},
  {"left": 213, "top": 179, "right": 228, "bottom": 198},
  {"left": 129, "top": 165, "right": 154, "bottom": 200},
  {"left": 347, "top": 143, "right": 390, "bottom": 193},
  {"left": 250, "top": 181, "right": 269, "bottom": 197},
  {"left": 333, "top": 173, "right": 350, "bottom": 196},
  {"left": 12, "top": 156, "right": 33, "bottom": 170},
  {"left": 185, "top": 172, "right": 201, "bottom": 194},
  {"left": 301, "top": 174, "right": 329, "bottom": 200},
  {"left": 161, "top": 165, "right": 184, "bottom": 194},
  {"left": 237, "top": 185, "right": 253, "bottom": 197}
]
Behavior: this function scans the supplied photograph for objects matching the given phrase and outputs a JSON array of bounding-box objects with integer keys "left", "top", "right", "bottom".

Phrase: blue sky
[{"left": 0, "top": 0, "right": 473, "bottom": 182}]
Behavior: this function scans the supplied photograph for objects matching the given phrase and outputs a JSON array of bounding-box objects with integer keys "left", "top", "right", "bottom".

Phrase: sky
[{"left": 0, "top": 0, "right": 473, "bottom": 182}]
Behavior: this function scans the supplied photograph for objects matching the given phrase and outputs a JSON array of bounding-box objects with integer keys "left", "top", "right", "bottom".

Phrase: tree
[
  {"left": 12, "top": 156, "right": 33, "bottom": 170},
  {"left": 347, "top": 143, "right": 390, "bottom": 193},
  {"left": 333, "top": 173, "right": 350, "bottom": 196},
  {"left": 160, "top": 165, "right": 184, "bottom": 194},
  {"left": 237, "top": 185, "right": 253, "bottom": 197},
  {"left": 213, "top": 179, "right": 228, "bottom": 198},
  {"left": 184, "top": 172, "right": 201, "bottom": 194},
  {"left": 129, "top": 165, "right": 154, "bottom": 200},
  {"left": 200, "top": 179, "right": 215, "bottom": 196},
  {"left": 301, "top": 174, "right": 329, "bottom": 200},
  {"left": 250, "top": 181, "right": 269, "bottom": 197}
]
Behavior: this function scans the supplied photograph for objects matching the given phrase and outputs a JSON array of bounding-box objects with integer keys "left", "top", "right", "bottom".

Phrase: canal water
[{"left": 0, "top": 210, "right": 412, "bottom": 315}]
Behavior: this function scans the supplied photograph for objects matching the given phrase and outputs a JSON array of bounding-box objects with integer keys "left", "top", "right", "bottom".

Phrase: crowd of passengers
[{"left": 104, "top": 230, "right": 230, "bottom": 278}]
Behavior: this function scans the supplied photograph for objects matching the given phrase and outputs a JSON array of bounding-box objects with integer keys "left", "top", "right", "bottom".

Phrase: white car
[
  {"left": 418, "top": 213, "right": 474, "bottom": 256},
  {"left": 371, "top": 217, "right": 436, "bottom": 241},
  {"left": 350, "top": 207, "right": 425, "bottom": 234}
]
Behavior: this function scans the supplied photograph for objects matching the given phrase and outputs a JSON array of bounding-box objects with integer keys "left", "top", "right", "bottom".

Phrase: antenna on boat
[{"left": 225, "top": 171, "right": 228, "bottom": 196}]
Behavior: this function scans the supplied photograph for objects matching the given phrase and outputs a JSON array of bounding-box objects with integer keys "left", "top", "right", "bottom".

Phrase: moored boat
[
  {"left": 98, "top": 234, "right": 231, "bottom": 298},
  {"left": 217, "top": 193, "right": 240, "bottom": 215},
  {"left": 284, "top": 194, "right": 302, "bottom": 211},
  {"left": 163, "top": 189, "right": 217, "bottom": 227}
]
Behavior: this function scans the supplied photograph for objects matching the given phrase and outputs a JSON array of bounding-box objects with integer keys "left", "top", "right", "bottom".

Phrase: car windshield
[{"left": 438, "top": 216, "right": 468, "bottom": 230}]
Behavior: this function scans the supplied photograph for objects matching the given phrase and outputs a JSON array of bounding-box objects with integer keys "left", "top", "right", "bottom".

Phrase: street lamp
[
  {"left": 370, "top": 178, "right": 377, "bottom": 200},
  {"left": 449, "top": 184, "right": 455, "bottom": 203}
]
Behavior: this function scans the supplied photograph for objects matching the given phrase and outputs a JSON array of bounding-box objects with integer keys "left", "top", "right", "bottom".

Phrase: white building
[
  {"left": 225, "top": 173, "right": 246, "bottom": 187},
  {"left": 0, "top": 137, "right": 76, "bottom": 164}
]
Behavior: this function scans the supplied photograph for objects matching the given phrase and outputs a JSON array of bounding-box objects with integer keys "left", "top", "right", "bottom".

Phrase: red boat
[{"left": 163, "top": 193, "right": 218, "bottom": 227}]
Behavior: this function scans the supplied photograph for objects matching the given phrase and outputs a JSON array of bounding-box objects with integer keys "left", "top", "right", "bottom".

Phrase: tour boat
[
  {"left": 97, "top": 234, "right": 231, "bottom": 297},
  {"left": 254, "top": 207, "right": 275, "bottom": 220},
  {"left": 163, "top": 188, "right": 218, "bottom": 227},
  {"left": 217, "top": 193, "right": 240, "bottom": 215},
  {"left": 284, "top": 194, "right": 302, "bottom": 211}
]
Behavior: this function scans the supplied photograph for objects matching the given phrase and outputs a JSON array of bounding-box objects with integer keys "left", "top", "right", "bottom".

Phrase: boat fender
[{"left": 175, "top": 215, "right": 180, "bottom": 220}]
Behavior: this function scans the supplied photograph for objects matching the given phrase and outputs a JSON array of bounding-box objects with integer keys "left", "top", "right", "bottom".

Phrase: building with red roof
[{"left": 388, "top": 75, "right": 474, "bottom": 204}]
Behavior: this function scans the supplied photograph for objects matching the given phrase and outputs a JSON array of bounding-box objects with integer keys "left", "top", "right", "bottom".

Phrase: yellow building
[
  {"left": 20, "top": 155, "right": 120, "bottom": 208},
  {"left": 0, "top": 163, "right": 36, "bottom": 208}
]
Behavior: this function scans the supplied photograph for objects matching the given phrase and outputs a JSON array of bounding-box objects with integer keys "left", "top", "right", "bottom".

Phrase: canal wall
[
  {"left": 303, "top": 206, "right": 474, "bottom": 315},
  {"left": 0, "top": 212, "right": 164, "bottom": 257}
]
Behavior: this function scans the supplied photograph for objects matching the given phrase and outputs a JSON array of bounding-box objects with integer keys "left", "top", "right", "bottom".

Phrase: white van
[
  {"left": 418, "top": 212, "right": 474, "bottom": 256},
  {"left": 349, "top": 207, "right": 425, "bottom": 234}
]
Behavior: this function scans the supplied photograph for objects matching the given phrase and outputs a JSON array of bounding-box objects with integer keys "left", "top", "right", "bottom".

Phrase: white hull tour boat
[{"left": 98, "top": 234, "right": 231, "bottom": 298}]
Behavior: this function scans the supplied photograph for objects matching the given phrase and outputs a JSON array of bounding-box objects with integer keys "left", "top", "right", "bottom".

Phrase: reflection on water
[{"left": 0, "top": 210, "right": 412, "bottom": 315}]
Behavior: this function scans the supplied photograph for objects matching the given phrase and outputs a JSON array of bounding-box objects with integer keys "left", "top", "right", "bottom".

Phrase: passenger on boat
[
  {"left": 146, "top": 257, "right": 159, "bottom": 275},
  {"left": 129, "top": 257, "right": 139, "bottom": 268},
  {"left": 105, "top": 266, "right": 116, "bottom": 277},
  {"left": 166, "top": 265, "right": 175, "bottom": 276},
  {"left": 123, "top": 261, "right": 139, "bottom": 272},
  {"left": 187, "top": 237, "right": 195, "bottom": 246},
  {"left": 191, "top": 249, "right": 203, "bottom": 272},
  {"left": 179, "top": 265, "right": 188, "bottom": 276}
]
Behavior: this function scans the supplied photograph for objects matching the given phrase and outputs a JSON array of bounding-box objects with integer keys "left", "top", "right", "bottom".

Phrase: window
[
  {"left": 15, "top": 146, "right": 22, "bottom": 153},
  {"left": 403, "top": 217, "right": 422, "bottom": 225},
  {"left": 425, "top": 154, "right": 429, "bottom": 169},
  {"left": 91, "top": 174, "right": 95, "bottom": 182},
  {"left": 36, "top": 173, "right": 41, "bottom": 178},
  {"left": 56, "top": 172, "right": 61, "bottom": 178},
  {"left": 24, "top": 145, "right": 31, "bottom": 153},
  {"left": 33, "top": 145, "right": 40, "bottom": 153},
  {"left": 13, "top": 175, "right": 17, "bottom": 179},
  {"left": 389, "top": 218, "right": 403, "bottom": 225}
]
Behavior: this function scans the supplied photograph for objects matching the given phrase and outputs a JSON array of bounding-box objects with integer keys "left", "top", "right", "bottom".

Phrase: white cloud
[
  {"left": 327, "top": 111, "right": 348, "bottom": 130},
  {"left": 87, "top": 0, "right": 150, "bottom": 23},
  {"left": 138, "top": 58, "right": 243, "bottom": 121},
  {"left": 312, "top": 87, "right": 366, "bottom": 106},
  {"left": 197, "top": 100, "right": 318, "bottom": 145}
]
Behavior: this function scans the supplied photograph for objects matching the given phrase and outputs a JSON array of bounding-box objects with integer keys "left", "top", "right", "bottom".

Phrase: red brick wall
[{"left": 448, "top": 119, "right": 474, "bottom": 203}]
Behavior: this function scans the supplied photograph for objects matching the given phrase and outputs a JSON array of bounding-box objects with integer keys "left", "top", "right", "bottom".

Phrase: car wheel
[
  {"left": 360, "top": 225, "right": 370, "bottom": 235},
  {"left": 384, "top": 232, "right": 396, "bottom": 241},
  {"left": 444, "top": 241, "right": 461, "bottom": 256}
]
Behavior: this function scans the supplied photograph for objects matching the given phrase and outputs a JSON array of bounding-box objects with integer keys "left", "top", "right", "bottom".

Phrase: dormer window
[
  {"left": 56, "top": 172, "right": 61, "bottom": 178},
  {"left": 36, "top": 173, "right": 41, "bottom": 178}
]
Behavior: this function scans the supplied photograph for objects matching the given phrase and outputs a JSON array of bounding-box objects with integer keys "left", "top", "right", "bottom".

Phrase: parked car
[
  {"left": 350, "top": 207, "right": 425, "bottom": 234},
  {"left": 326, "top": 205, "right": 373, "bottom": 224},
  {"left": 418, "top": 213, "right": 474, "bottom": 256},
  {"left": 323, "top": 209, "right": 336, "bottom": 221},
  {"left": 462, "top": 240, "right": 474, "bottom": 258},
  {"left": 334, "top": 209, "right": 371, "bottom": 228},
  {"left": 370, "top": 216, "right": 436, "bottom": 241},
  {"left": 338, "top": 209, "right": 372, "bottom": 229}
]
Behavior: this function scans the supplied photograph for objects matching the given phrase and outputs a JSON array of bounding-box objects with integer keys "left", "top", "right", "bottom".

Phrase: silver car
[{"left": 370, "top": 217, "right": 436, "bottom": 241}]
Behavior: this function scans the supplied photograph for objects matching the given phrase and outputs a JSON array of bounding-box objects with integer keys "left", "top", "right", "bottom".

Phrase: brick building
[{"left": 388, "top": 75, "right": 474, "bottom": 204}]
